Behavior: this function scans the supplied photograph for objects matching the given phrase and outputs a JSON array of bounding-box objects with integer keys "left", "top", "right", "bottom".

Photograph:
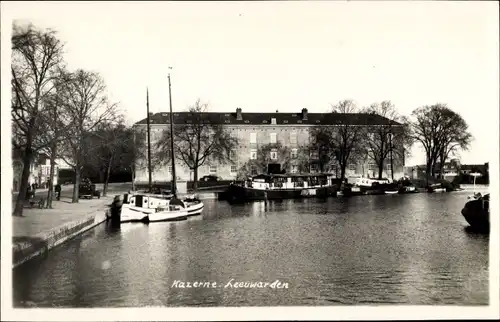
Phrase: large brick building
[{"left": 133, "top": 108, "right": 404, "bottom": 184}]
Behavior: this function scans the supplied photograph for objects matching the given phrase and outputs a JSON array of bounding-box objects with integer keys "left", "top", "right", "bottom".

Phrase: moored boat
[
  {"left": 126, "top": 191, "right": 204, "bottom": 217},
  {"left": 107, "top": 193, "right": 190, "bottom": 223},
  {"left": 461, "top": 193, "right": 489, "bottom": 231},
  {"left": 227, "top": 173, "right": 338, "bottom": 202}
]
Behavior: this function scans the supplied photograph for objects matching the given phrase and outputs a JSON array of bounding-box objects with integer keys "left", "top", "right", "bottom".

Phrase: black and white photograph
[{"left": 1, "top": 1, "right": 498, "bottom": 321}]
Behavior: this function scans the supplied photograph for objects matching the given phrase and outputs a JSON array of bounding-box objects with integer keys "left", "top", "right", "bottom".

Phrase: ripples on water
[{"left": 14, "top": 190, "right": 489, "bottom": 307}]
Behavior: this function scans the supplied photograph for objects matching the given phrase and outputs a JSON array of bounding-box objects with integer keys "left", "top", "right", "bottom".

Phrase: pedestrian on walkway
[{"left": 55, "top": 183, "right": 62, "bottom": 201}]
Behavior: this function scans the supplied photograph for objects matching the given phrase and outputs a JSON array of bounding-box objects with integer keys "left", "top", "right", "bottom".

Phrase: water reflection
[{"left": 14, "top": 192, "right": 489, "bottom": 306}]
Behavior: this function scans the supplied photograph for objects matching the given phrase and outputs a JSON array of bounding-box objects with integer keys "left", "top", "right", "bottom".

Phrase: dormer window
[
  {"left": 224, "top": 120, "right": 230, "bottom": 123},
  {"left": 316, "top": 120, "right": 320, "bottom": 123},
  {"left": 244, "top": 120, "right": 250, "bottom": 123},
  {"left": 271, "top": 118, "right": 277, "bottom": 125},
  {"left": 283, "top": 120, "right": 288, "bottom": 124},
  {"left": 263, "top": 120, "right": 268, "bottom": 123}
]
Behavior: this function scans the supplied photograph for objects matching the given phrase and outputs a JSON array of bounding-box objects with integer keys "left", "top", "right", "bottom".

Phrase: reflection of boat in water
[
  {"left": 461, "top": 193, "right": 489, "bottom": 231},
  {"left": 226, "top": 173, "right": 338, "bottom": 202}
]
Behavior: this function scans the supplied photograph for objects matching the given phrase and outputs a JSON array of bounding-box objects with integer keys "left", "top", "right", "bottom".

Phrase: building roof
[{"left": 134, "top": 110, "right": 400, "bottom": 126}]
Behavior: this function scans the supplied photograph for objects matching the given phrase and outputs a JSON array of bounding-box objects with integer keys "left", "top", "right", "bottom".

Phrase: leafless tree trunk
[
  {"left": 103, "top": 153, "right": 113, "bottom": 197},
  {"left": 45, "top": 142, "right": 57, "bottom": 208}
]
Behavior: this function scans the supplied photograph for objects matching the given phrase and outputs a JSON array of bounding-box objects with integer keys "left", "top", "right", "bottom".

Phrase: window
[
  {"left": 310, "top": 164, "right": 318, "bottom": 173},
  {"left": 386, "top": 163, "right": 392, "bottom": 171},
  {"left": 168, "top": 166, "right": 172, "bottom": 174},
  {"left": 250, "top": 132, "right": 257, "bottom": 144},
  {"left": 270, "top": 133, "right": 277, "bottom": 144},
  {"left": 291, "top": 148, "right": 298, "bottom": 159},
  {"left": 290, "top": 132, "right": 297, "bottom": 144},
  {"left": 250, "top": 149, "right": 257, "bottom": 160},
  {"left": 291, "top": 165, "right": 298, "bottom": 173},
  {"left": 310, "top": 135, "right": 317, "bottom": 144},
  {"left": 230, "top": 165, "right": 237, "bottom": 173},
  {"left": 271, "top": 118, "right": 277, "bottom": 125},
  {"left": 209, "top": 165, "right": 217, "bottom": 174},
  {"left": 349, "top": 164, "right": 356, "bottom": 171},
  {"left": 310, "top": 150, "right": 319, "bottom": 159},
  {"left": 270, "top": 150, "right": 278, "bottom": 160},
  {"left": 251, "top": 167, "right": 258, "bottom": 175},
  {"left": 368, "top": 163, "right": 376, "bottom": 171}
]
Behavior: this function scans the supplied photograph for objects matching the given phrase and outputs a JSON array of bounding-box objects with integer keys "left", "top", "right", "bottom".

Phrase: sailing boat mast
[
  {"left": 389, "top": 121, "right": 394, "bottom": 181},
  {"left": 168, "top": 67, "right": 177, "bottom": 197},
  {"left": 146, "top": 88, "right": 153, "bottom": 192}
]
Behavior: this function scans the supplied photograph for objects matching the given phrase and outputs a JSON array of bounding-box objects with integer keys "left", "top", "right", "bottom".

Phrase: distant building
[
  {"left": 12, "top": 151, "right": 71, "bottom": 191},
  {"left": 133, "top": 108, "right": 405, "bottom": 185},
  {"left": 404, "top": 159, "right": 489, "bottom": 180}
]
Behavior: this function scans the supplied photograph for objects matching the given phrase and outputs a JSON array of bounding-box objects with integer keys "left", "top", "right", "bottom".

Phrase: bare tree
[
  {"left": 37, "top": 77, "right": 76, "bottom": 208},
  {"left": 237, "top": 141, "right": 292, "bottom": 178},
  {"left": 362, "top": 101, "right": 413, "bottom": 179},
  {"left": 329, "top": 100, "right": 367, "bottom": 182},
  {"left": 156, "top": 100, "right": 238, "bottom": 191},
  {"left": 132, "top": 125, "right": 163, "bottom": 189},
  {"left": 11, "top": 23, "right": 65, "bottom": 216},
  {"left": 435, "top": 109, "right": 472, "bottom": 179},
  {"left": 86, "top": 120, "right": 132, "bottom": 196},
  {"left": 411, "top": 104, "right": 472, "bottom": 183},
  {"left": 308, "top": 126, "right": 336, "bottom": 173},
  {"left": 58, "top": 70, "right": 118, "bottom": 202}
]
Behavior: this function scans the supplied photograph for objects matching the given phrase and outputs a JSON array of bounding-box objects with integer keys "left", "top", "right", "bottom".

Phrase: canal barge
[{"left": 227, "top": 173, "right": 338, "bottom": 202}]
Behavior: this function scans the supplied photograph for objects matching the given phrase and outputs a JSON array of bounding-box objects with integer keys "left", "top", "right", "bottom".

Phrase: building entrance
[{"left": 268, "top": 163, "right": 281, "bottom": 174}]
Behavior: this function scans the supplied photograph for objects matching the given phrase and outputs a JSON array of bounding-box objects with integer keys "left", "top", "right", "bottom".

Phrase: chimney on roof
[
  {"left": 301, "top": 108, "right": 308, "bottom": 120},
  {"left": 236, "top": 107, "right": 242, "bottom": 120}
]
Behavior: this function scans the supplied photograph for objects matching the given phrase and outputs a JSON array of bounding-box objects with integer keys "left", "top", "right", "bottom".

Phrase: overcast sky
[{"left": 2, "top": 1, "right": 498, "bottom": 166}]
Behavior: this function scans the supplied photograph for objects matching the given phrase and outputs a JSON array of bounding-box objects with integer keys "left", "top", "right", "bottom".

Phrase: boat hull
[
  {"left": 118, "top": 207, "right": 150, "bottom": 223},
  {"left": 461, "top": 199, "right": 489, "bottom": 231},
  {"left": 227, "top": 184, "right": 335, "bottom": 201},
  {"left": 184, "top": 201, "right": 204, "bottom": 216},
  {"left": 148, "top": 210, "right": 188, "bottom": 222}
]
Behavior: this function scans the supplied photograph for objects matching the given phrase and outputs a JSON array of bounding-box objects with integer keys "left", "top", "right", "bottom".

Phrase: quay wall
[{"left": 12, "top": 211, "right": 107, "bottom": 269}]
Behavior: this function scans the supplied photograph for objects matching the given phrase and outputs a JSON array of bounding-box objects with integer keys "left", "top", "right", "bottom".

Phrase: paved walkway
[{"left": 12, "top": 196, "right": 113, "bottom": 238}]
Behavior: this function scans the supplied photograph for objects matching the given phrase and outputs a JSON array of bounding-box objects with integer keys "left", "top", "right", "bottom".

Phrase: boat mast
[
  {"left": 168, "top": 67, "right": 177, "bottom": 197},
  {"left": 146, "top": 87, "right": 153, "bottom": 192},
  {"left": 389, "top": 121, "right": 394, "bottom": 181}
]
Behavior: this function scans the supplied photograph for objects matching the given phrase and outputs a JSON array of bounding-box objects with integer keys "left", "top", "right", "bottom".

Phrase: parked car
[
  {"left": 78, "top": 179, "right": 101, "bottom": 199},
  {"left": 200, "top": 175, "right": 222, "bottom": 182}
]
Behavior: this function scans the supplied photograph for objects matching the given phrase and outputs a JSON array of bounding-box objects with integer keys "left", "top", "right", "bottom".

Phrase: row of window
[
  {"left": 165, "top": 163, "right": 394, "bottom": 176},
  {"left": 249, "top": 132, "right": 298, "bottom": 144}
]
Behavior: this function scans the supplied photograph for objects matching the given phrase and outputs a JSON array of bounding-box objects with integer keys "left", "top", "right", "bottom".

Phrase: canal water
[{"left": 14, "top": 189, "right": 489, "bottom": 307}]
